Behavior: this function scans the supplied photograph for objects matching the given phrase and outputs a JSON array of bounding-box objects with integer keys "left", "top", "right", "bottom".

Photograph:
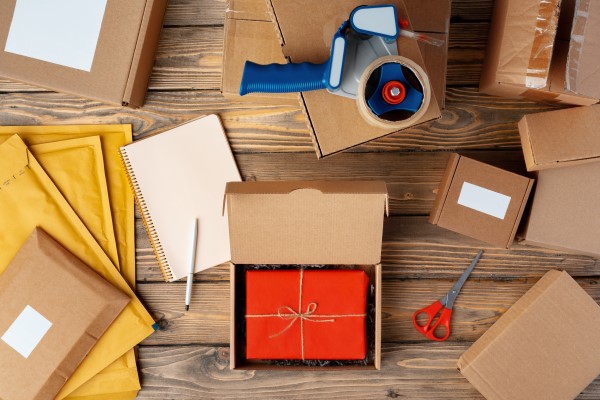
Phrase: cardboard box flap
[
  {"left": 566, "top": 0, "right": 600, "bottom": 98},
  {"left": 458, "top": 270, "right": 600, "bottom": 400},
  {"left": 226, "top": 181, "right": 387, "bottom": 265}
]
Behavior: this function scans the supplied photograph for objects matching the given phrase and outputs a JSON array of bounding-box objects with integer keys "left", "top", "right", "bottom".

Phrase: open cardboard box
[
  {"left": 225, "top": 181, "right": 388, "bottom": 370},
  {"left": 222, "top": 0, "right": 451, "bottom": 157},
  {"left": 519, "top": 104, "right": 600, "bottom": 171},
  {"left": 0, "top": 0, "right": 167, "bottom": 107},
  {"left": 481, "top": 0, "right": 600, "bottom": 105}
]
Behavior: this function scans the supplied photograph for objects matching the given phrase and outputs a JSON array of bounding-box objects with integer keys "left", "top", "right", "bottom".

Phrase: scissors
[{"left": 412, "top": 250, "right": 483, "bottom": 342}]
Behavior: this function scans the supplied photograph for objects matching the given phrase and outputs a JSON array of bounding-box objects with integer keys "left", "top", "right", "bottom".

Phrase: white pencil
[{"left": 185, "top": 218, "right": 199, "bottom": 311}]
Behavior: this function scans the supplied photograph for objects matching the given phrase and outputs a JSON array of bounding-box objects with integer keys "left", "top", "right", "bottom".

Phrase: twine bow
[{"left": 245, "top": 269, "right": 366, "bottom": 360}]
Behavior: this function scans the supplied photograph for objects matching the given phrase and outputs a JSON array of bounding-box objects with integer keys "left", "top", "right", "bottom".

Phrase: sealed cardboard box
[
  {"left": 519, "top": 162, "right": 600, "bottom": 257},
  {"left": 223, "top": 0, "right": 450, "bottom": 157},
  {"left": 481, "top": 0, "right": 599, "bottom": 105},
  {"left": 225, "top": 181, "right": 387, "bottom": 369},
  {"left": 429, "top": 154, "right": 534, "bottom": 248},
  {"left": 0, "top": 0, "right": 167, "bottom": 107},
  {"left": 458, "top": 270, "right": 600, "bottom": 400},
  {"left": 519, "top": 104, "right": 600, "bottom": 171},
  {"left": 0, "top": 228, "right": 129, "bottom": 400}
]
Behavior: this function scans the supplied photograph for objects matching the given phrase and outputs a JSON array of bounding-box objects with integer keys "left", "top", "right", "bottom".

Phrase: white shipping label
[
  {"left": 5, "top": 0, "right": 108, "bottom": 72},
  {"left": 457, "top": 182, "right": 511, "bottom": 220},
  {"left": 1, "top": 305, "right": 52, "bottom": 358}
]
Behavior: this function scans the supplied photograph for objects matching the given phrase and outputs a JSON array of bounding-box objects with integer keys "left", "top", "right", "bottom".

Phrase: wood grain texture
[
  {"left": 136, "top": 277, "right": 600, "bottom": 345},
  {"left": 0, "top": 88, "right": 564, "bottom": 152},
  {"left": 136, "top": 216, "right": 600, "bottom": 283},
  {"left": 136, "top": 345, "right": 599, "bottom": 400},
  {"left": 162, "top": 0, "right": 496, "bottom": 26}
]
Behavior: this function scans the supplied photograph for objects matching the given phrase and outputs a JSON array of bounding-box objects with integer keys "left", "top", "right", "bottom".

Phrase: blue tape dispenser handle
[{"left": 239, "top": 61, "right": 328, "bottom": 95}]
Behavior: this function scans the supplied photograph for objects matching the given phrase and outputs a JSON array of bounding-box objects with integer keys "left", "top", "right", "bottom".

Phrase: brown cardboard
[
  {"left": 222, "top": 0, "right": 450, "bottom": 157},
  {"left": 566, "top": 0, "right": 600, "bottom": 98},
  {"left": 226, "top": 180, "right": 387, "bottom": 370},
  {"left": 0, "top": 0, "right": 167, "bottom": 107},
  {"left": 519, "top": 162, "right": 600, "bottom": 257},
  {"left": 519, "top": 104, "right": 600, "bottom": 171},
  {"left": 458, "top": 270, "right": 600, "bottom": 400},
  {"left": 480, "top": 0, "right": 599, "bottom": 105},
  {"left": 226, "top": 181, "right": 388, "bottom": 265},
  {"left": 0, "top": 228, "right": 129, "bottom": 400},
  {"left": 429, "top": 154, "right": 534, "bottom": 248},
  {"left": 222, "top": 11, "right": 299, "bottom": 106}
]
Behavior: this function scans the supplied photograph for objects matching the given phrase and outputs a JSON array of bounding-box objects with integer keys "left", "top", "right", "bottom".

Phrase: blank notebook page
[{"left": 120, "top": 115, "right": 241, "bottom": 281}]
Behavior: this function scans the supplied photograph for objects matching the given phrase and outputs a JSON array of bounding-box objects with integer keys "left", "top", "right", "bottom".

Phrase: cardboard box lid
[
  {"left": 429, "top": 154, "right": 534, "bottom": 248},
  {"left": 267, "top": 0, "right": 445, "bottom": 157},
  {"left": 520, "top": 162, "right": 600, "bottom": 257},
  {"left": 566, "top": 0, "right": 600, "bottom": 98},
  {"left": 519, "top": 104, "right": 600, "bottom": 171},
  {"left": 225, "top": 181, "right": 388, "bottom": 265},
  {"left": 0, "top": 0, "right": 166, "bottom": 107},
  {"left": 0, "top": 228, "right": 129, "bottom": 400},
  {"left": 458, "top": 270, "right": 600, "bottom": 400}
]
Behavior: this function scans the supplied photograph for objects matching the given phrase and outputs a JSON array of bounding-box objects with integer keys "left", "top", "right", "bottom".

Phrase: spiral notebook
[{"left": 120, "top": 114, "right": 241, "bottom": 282}]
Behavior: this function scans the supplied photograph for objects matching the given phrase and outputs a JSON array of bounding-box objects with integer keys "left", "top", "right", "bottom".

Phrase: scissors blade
[{"left": 443, "top": 250, "right": 483, "bottom": 309}]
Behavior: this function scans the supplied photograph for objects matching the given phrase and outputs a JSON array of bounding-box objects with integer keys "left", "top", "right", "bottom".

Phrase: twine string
[{"left": 245, "top": 268, "right": 366, "bottom": 360}]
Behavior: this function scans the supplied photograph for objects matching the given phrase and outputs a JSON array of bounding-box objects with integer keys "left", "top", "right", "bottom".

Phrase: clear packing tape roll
[{"left": 526, "top": 0, "right": 562, "bottom": 89}]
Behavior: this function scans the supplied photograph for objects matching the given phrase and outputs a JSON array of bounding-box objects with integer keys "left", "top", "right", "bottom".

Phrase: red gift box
[{"left": 245, "top": 269, "right": 369, "bottom": 360}]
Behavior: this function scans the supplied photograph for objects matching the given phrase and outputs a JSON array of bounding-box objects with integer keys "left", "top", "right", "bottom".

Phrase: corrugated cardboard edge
[
  {"left": 457, "top": 270, "right": 564, "bottom": 395},
  {"left": 506, "top": 177, "right": 534, "bottom": 248},
  {"left": 374, "top": 263, "right": 382, "bottom": 370},
  {"left": 123, "top": 0, "right": 168, "bottom": 108},
  {"left": 229, "top": 262, "right": 237, "bottom": 369},
  {"left": 428, "top": 153, "right": 461, "bottom": 225},
  {"left": 518, "top": 115, "right": 537, "bottom": 171}
]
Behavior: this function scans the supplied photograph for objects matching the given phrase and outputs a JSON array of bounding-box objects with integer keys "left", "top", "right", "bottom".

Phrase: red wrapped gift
[{"left": 245, "top": 269, "right": 369, "bottom": 360}]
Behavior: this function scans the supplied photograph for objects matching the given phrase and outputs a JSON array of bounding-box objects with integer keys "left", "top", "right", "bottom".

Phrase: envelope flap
[
  {"left": 226, "top": 181, "right": 387, "bottom": 265},
  {"left": 0, "top": 135, "right": 30, "bottom": 184}
]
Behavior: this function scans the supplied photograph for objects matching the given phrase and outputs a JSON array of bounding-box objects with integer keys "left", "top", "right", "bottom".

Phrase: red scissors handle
[{"left": 412, "top": 300, "right": 453, "bottom": 342}]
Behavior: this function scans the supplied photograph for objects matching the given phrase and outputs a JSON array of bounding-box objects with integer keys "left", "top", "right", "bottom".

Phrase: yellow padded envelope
[
  {"left": 0, "top": 135, "right": 155, "bottom": 398},
  {"left": 0, "top": 125, "right": 135, "bottom": 287},
  {"left": 30, "top": 138, "right": 119, "bottom": 267},
  {"left": 28, "top": 137, "right": 141, "bottom": 399}
]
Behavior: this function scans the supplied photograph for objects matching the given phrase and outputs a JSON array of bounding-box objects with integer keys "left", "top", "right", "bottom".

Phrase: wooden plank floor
[{"left": 1, "top": 0, "right": 598, "bottom": 398}]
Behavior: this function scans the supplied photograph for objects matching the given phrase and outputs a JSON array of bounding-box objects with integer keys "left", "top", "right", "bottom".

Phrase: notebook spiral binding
[{"left": 120, "top": 149, "right": 174, "bottom": 282}]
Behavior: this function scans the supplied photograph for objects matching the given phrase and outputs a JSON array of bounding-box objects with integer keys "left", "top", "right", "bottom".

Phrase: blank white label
[
  {"left": 1, "top": 305, "right": 52, "bottom": 358},
  {"left": 457, "top": 182, "right": 511, "bottom": 220},
  {"left": 5, "top": 0, "right": 108, "bottom": 71}
]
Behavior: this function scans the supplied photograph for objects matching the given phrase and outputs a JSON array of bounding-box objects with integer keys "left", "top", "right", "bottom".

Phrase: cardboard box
[
  {"left": 222, "top": 1, "right": 299, "bottom": 106},
  {"left": 519, "top": 162, "right": 600, "bottom": 257},
  {"left": 480, "top": 0, "right": 599, "bottom": 105},
  {"left": 222, "top": 0, "right": 450, "bottom": 157},
  {"left": 0, "top": 229, "right": 129, "bottom": 400},
  {"left": 458, "top": 270, "right": 600, "bottom": 400},
  {"left": 0, "top": 0, "right": 167, "bottom": 107},
  {"left": 519, "top": 104, "right": 600, "bottom": 171},
  {"left": 429, "top": 154, "right": 534, "bottom": 248},
  {"left": 225, "top": 180, "right": 388, "bottom": 369}
]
